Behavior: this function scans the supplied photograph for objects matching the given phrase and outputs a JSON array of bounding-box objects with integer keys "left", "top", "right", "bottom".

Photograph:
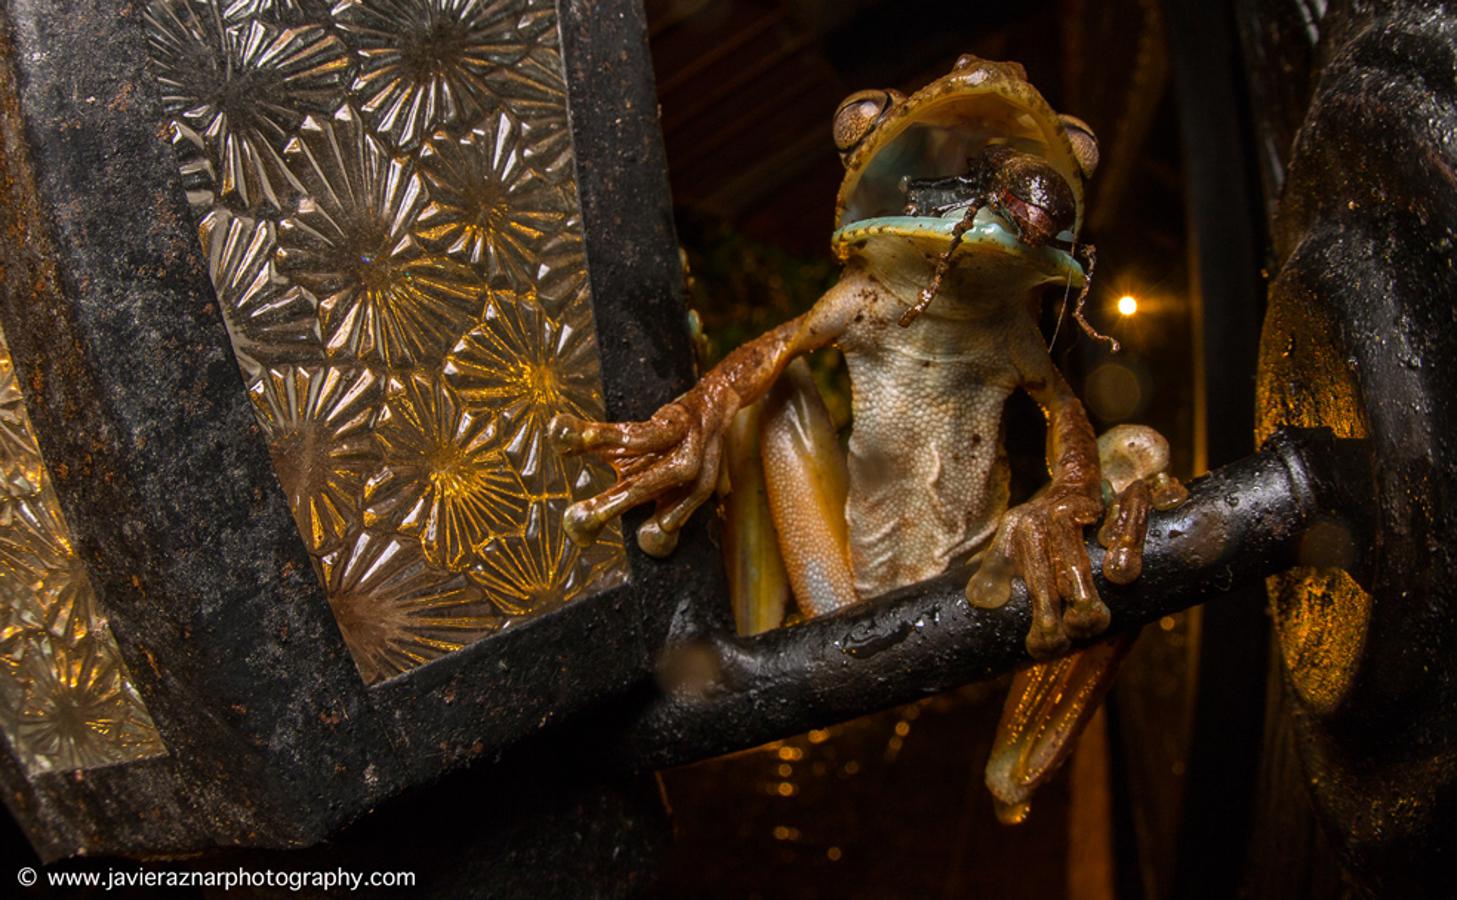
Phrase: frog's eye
[
  {"left": 833, "top": 89, "right": 902, "bottom": 157},
  {"left": 1059, "top": 114, "right": 1100, "bottom": 179}
]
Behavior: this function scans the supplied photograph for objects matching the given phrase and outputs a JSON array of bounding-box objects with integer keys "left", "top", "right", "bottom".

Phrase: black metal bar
[
  {"left": 618, "top": 428, "right": 1365, "bottom": 768},
  {"left": 1164, "top": 1, "right": 1273, "bottom": 893}
]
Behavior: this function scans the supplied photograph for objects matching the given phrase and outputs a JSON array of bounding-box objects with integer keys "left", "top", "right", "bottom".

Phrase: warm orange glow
[{"left": 1117, "top": 294, "right": 1139, "bottom": 316}]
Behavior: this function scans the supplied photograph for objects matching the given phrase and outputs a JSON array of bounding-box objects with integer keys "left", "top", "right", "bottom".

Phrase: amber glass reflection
[
  {"left": 145, "top": 0, "right": 626, "bottom": 684},
  {"left": 0, "top": 325, "right": 167, "bottom": 775}
]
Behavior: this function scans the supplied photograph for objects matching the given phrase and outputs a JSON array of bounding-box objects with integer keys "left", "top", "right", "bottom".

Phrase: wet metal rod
[{"left": 622, "top": 428, "right": 1368, "bottom": 768}]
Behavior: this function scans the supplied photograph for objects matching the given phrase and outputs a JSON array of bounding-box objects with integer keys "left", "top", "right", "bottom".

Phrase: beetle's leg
[
  {"left": 758, "top": 358, "right": 859, "bottom": 619},
  {"left": 899, "top": 198, "right": 985, "bottom": 327},
  {"left": 1070, "top": 244, "right": 1120, "bottom": 352}
]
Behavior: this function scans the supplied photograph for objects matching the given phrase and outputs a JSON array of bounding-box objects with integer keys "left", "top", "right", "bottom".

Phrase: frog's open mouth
[
  {"left": 830, "top": 61, "right": 1085, "bottom": 284},
  {"left": 832, "top": 206, "right": 1086, "bottom": 288}
]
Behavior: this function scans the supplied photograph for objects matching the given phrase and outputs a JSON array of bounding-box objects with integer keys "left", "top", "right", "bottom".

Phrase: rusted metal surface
[{"left": 0, "top": 0, "right": 708, "bottom": 861}]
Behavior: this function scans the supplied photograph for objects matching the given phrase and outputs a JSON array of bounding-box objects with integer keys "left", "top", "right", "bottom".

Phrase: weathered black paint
[
  {"left": 1248, "top": 0, "right": 1457, "bottom": 891},
  {"left": 616, "top": 428, "right": 1369, "bottom": 768},
  {"left": 0, "top": 0, "right": 713, "bottom": 860}
]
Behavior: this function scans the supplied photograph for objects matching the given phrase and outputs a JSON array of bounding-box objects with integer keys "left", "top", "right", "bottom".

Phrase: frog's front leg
[
  {"left": 554, "top": 269, "right": 870, "bottom": 557},
  {"left": 965, "top": 316, "right": 1107, "bottom": 657},
  {"left": 966, "top": 316, "right": 1184, "bottom": 657},
  {"left": 1096, "top": 426, "right": 1189, "bottom": 582}
]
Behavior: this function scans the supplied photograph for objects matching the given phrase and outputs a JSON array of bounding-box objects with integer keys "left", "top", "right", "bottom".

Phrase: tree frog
[{"left": 552, "top": 55, "right": 1184, "bottom": 819}]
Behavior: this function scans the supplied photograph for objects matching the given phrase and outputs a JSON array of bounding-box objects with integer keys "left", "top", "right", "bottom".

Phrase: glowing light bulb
[{"left": 1117, "top": 294, "right": 1138, "bottom": 316}]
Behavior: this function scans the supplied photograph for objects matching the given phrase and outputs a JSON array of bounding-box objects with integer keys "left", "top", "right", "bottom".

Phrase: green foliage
[{"left": 679, "top": 219, "right": 852, "bottom": 428}]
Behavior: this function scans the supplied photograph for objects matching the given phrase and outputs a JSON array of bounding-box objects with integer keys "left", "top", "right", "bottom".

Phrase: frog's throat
[{"left": 830, "top": 215, "right": 1087, "bottom": 288}]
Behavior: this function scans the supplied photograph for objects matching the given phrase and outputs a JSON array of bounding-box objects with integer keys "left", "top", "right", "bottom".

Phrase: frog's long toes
[
  {"left": 1102, "top": 543, "right": 1142, "bottom": 585},
  {"left": 563, "top": 501, "right": 603, "bottom": 548},
  {"left": 1150, "top": 472, "right": 1189, "bottom": 510},
  {"left": 1026, "top": 621, "right": 1070, "bottom": 660},
  {"left": 1063, "top": 597, "right": 1110, "bottom": 639},
  {"left": 548, "top": 413, "right": 588, "bottom": 452},
  {"left": 636, "top": 518, "right": 679, "bottom": 558},
  {"left": 993, "top": 799, "right": 1032, "bottom": 826},
  {"left": 966, "top": 555, "right": 1014, "bottom": 609}
]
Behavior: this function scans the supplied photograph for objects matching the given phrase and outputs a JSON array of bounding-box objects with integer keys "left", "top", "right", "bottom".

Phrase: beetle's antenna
[
  {"left": 1071, "top": 244, "right": 1120, "bottom": 352},
  {"left": 900, "top": 199, "right": 982, "bottom": 327},
  {"left": 1049, "top": 269, "right": 1072, "bottom": 350}
]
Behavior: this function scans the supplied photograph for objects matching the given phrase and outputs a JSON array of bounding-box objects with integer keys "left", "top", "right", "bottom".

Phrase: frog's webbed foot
[
  {"left": 984, "top": 634, "right": 1135, "bottom": 824},
  {"left": 552, "top": 384, "right": 738, "bottom": 557},
  {"left": 1095, "top": 425, "right": 1189, "bottom": 584},
  {"left": 967, "top": 483, "right": 1105, "bottom": 659},
  {"left": 967, "top": 424, "right": 1186, "bottom": 658}
]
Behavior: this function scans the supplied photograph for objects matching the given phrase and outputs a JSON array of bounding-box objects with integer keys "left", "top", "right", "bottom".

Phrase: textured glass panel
[
  {"left": 0, "top": 325, "right": 168, "bottom": 775},
  {"left": 145, "top": 0, "right": 628, "bottom": 684}
]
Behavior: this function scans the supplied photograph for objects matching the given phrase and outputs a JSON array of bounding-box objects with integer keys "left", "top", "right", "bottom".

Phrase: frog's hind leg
[
  {"left": 722, "top": 398, "right": 792, "bottom": 635},
  {"left": 722, "top": 358, "right": 857, "bottom": 632},
  {"left": 758, "top": 358, "right": 859, "bottom": 619},
  {"left": 720, "top": 358, "right": 857, "bottom": 634},
  {"left": 985, "top": 635, "right": 1135, "bottom": 824}
]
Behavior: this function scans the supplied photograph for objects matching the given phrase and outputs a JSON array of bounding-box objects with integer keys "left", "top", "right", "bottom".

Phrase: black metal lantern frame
[{"left": 0, "top": 0, "right": 724, "bottom": 859}]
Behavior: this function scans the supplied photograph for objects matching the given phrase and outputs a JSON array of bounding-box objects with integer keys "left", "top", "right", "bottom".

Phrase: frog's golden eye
[
  {"left": 833, "top": 89, "right": 901, "bottom": 156},
  {"left": 1059, "top": 114, "right": 1100, "bottom": 179}
]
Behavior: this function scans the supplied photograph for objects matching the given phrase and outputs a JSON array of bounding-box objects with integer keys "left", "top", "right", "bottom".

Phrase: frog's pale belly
[{"left": 840, "top": 314, "right": 1017, "bottom": 597}]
